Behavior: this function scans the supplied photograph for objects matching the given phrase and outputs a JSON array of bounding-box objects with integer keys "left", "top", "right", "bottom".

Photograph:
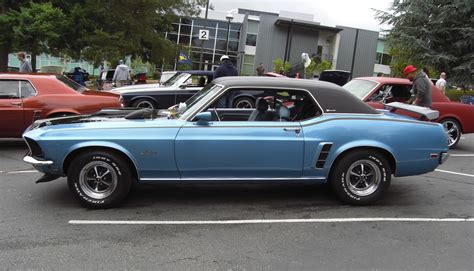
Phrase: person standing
[
  {"left": 17, "top": 52, "right": 32, "bottom": 73},
  {"left": 256, "top": 63, "right": 265, "bottom": 76},
  {"left": 213, "top": 55, "right": 238, "bottom": 107},
  {"left": 112, "top": 60, "right": 130, "bottom": 87},
  {"left": 403, "top": 65, "right": 432, "bottom": 108},
  {"left": 435, "top": 72, "right": 447, "bottom": 94},
  {"left": 213, "top": 55, "right": 238, "bottom": 80}
]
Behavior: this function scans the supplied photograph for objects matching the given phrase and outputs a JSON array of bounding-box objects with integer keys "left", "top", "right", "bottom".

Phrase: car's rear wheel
[
  {"left": 330, "top": 150, "right": 391, "bottom": 205},
  {"left": 67, "top": 151, "right": 133, "bottom": 208},
  {"left": 233, "top": 97, "right": 255, "bottom": 108},
  {"left": 132, "top": 98, "right": 157, "bottom": 109},
  {"left": 440, "top": 118, "right": 461, "bottom": 149}
]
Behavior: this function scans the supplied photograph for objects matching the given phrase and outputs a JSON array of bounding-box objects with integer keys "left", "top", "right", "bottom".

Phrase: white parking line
[
  {"left": 69, "top": 217, "right": 474, "bottom": 225},
  {"left": 435, "top": 169, "right": 474, "bottom": 178}
]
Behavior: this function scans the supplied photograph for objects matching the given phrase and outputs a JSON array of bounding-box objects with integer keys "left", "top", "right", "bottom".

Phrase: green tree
[
  {"left": 9, "top": 2, "right": 67, "bottom": 71},
  {"left": 273, "top": 58, "right": 291, "bottom": 74},
  {"left": 375, "top": 0, "right": 473, "bottom": 83}
]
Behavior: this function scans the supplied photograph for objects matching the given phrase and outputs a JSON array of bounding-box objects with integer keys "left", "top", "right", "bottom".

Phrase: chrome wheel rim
[
  {"left": 235, "top": 99, "right": 254, "bottom": 108},
  {"left": 442, "top": 120, "right": 460, "bottom": 147},
  {"left": 79, "top": 161, "right": 118, "bottom": 199},
  {"left": 135, "top": 100, "right": 154, "bottom": 109},
  {"left": 345, "top": 160, "right": 381, "bottom": 197}
]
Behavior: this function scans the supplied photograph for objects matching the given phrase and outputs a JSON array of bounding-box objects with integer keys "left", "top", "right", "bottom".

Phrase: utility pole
[{"left": 198, "top": 0, "right": 209, "bottom": 70}]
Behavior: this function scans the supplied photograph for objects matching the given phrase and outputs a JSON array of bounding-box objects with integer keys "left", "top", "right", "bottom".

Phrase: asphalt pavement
[{"left": 0, "top": 136, "right": 473, "bottom": 270}]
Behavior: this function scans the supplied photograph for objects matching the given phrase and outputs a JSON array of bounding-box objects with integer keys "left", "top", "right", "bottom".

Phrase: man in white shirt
[{"left": 435, "top": 72, "right": 447, "bottom": 94}]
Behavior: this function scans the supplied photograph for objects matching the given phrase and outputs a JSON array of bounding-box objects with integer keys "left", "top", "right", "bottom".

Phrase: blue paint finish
[
  {"left": 175, "top": 121, "right": 304, "bottom": 179},
  {"left": 23, "top": 110, "right": 448, "bottom": 183}
]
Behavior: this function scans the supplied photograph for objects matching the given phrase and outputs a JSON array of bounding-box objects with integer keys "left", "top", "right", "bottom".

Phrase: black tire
[
  {"left": 233, "top": 97, "right": 255, "bottom": 108},
  {"left": 67, "top": 151, "right": 133, "bottom": 208},
  {"left": 330, "top": 150, "right": 391, "bottom": 205},
  {"left": 440, "top": 118, "right": 462, "bottom": 149},
  {"left": 132, "top": 98, "right": 157, "bottom": 109}
]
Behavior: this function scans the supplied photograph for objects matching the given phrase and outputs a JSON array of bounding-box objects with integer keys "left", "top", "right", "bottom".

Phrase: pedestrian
[
  {"left": 213, "top": 55, "right": 238, "bottom": 107},
  {"left": 403, "top": 65, "right": 432, "bottom": 108},
  {"left": 112, "top": 60, "right": 130, "bottom": 87},
  {"left": 17, "top": 52, "right": 32, "bottom": 73},
  {"left": 213, "top": 55, "right": 238, "bottom": 80},
  {"left": 256, "top": 63, "right": 265, "bottom": 76},
  {"left": 97, "top": 63, "right": 106, "bottom": 90},
  {"left": 72, "top": 67, "right": 85, "bottom": 86},
  {"left": 435, "top": 72, "right": 447, "bottom": 95}
]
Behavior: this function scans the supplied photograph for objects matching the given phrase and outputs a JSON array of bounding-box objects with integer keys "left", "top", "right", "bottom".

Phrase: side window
[
  {"left": 0, "top": 80, "right": 20, "bottom": 99},
  {"left": 20, "top": 81, "right": 36, "bottom": 98},
  {"left": 385, "top": 84, "right": 412, "bottom": 103},
  {"left": 199, "top": 88, "right": 322, "bottom": 122}
]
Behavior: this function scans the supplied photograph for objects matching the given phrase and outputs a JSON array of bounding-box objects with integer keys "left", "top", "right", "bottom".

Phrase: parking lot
[{"left": 0, "top": 136, "right": 473, "bottom": 270}]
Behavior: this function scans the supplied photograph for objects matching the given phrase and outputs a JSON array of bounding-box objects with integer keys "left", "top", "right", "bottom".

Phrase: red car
[
  {"left": 0, "top": 73, "right": 123, "bottom": 138},
  {"left": 343, "top": 77, "right": 474, "bottom": 148}
]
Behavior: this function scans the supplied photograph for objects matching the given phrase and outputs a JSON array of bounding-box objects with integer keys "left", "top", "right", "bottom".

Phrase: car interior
[
  {"left": 199, "top": 89, "right": 322, "bottom": 122},
  {"left": 368, "top": 84, "right": 412, "bottom": 103}
]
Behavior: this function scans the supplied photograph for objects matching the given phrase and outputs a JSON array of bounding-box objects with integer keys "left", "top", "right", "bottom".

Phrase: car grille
[{"left": 23, "top": 137, "right": 43, "bottom": 158}]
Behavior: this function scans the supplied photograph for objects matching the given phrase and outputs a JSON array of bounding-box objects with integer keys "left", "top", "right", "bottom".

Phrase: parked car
[
  {"left": 0, "top": 73, "right": 123, "bottom": 138},
  {"left": 112, "top": 71, "right": 214, "bottom": 109},
  {"left": 22, "top": 77, "right": 448, "bottom": 208},
  {"left": 343, "top": 77, "right": 474, "bottom": 148}
]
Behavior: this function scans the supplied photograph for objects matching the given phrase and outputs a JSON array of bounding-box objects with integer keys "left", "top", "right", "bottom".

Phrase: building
[
  {"left": 168, "top": 8, "right": 385, "bottom": 79},
  {"left": 374, "top": 37, "right": 392, "bottom": 76}
]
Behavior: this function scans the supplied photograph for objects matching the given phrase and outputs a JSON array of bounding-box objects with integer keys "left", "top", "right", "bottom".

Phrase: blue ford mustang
[{"left": 23, "top": 77, "right": 449, "bottom": 208}]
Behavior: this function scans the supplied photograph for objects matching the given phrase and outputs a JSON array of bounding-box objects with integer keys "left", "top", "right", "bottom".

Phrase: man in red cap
[{"left": 403, "top": 65, "right": 432, "bottom": 107}]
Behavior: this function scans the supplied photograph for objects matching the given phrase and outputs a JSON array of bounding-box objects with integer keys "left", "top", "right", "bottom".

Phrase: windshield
[
  {"left": 343, "top": 79, "right": 379, "bottom": 100},
  {"left": 178, "top": 83, "right": 223, "bottom": 120},
  {"left": 163, "top": 72, "right": 188, "bottom": 87},
  {"left": 55, "top": 75, "right": 88, "bottom": 93}
]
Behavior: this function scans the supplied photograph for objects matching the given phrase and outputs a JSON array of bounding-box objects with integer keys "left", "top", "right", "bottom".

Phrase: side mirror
[{"left": 194, "top": 111, "right": 212, "bottom": 123}]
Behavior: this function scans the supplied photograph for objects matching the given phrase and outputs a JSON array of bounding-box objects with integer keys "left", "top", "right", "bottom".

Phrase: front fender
[{"left": 62, "top": 141, "right": 140, "bottom": 178}]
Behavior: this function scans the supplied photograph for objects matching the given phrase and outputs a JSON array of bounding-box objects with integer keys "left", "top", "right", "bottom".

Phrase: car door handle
[
  {"left": 283, "top": 127, "right": 301, "bottom": 134},
  {"left": 10, "top": 102, "right": 22, "bottom": 106}
]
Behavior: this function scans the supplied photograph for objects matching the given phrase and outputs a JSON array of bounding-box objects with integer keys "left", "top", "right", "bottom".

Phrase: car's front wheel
[
  {"left": 440, "top": 118, "right": 461, "bottom": 149},
  {"left": 330, "top": 150, "right": 391, "bottom": 205},
  {"left": 233, "top": 97, "right": 255, "bottom": 108},
  {"left": 67, "top": 151, "right": 133, "bottom": 208}
]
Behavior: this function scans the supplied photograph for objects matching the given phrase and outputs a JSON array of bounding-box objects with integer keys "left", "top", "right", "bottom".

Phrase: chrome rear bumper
[
  {"left": 23, "top": 156, "right": 53, "bottom": 166},
  {"left": 440, "top": 152, "right": 449, "bottom": 164}
]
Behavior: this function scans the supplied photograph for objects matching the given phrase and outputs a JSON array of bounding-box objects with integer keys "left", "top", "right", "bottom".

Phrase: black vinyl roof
[{"left": 213, "top": 76, "right": 378, "bottom": 114}]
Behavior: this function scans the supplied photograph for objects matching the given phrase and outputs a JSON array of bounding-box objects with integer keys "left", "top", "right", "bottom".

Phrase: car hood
[
  {"left": 24, "top": 108, "right": 182, "bottom": 136},
  {"left": 112, "top": 83, "right": 162, "bottom": 92}
]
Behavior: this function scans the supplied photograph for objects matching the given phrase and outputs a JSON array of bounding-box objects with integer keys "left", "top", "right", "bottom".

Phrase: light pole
[
  {"left": 198, "top": 0, "right": 209, "bottom": 70},
  {"left": 225, "top": 13, "right": 234, "bottom": 55}
]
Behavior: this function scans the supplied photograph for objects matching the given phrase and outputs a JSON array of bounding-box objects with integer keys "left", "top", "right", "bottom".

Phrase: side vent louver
[{"left": 315, "top": 144, "right": 332, "bottom": 168}]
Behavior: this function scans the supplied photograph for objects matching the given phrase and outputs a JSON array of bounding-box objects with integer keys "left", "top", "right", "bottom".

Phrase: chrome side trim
[
  {"left": 23, "top": 156, "right": 53, "bottom": 166},
  {"left": 140, "top": 176, "right": 326, "bottom": 181}
]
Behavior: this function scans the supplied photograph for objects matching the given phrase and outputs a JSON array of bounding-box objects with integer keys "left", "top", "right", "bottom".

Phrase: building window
[{"left": 246, "top": 34, "right": 257, "bottom": 46}]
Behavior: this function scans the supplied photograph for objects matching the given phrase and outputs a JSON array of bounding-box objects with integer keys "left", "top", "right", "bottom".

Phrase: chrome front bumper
[{"left": 23, "top": 156, "right": 53, "bottom": 166}]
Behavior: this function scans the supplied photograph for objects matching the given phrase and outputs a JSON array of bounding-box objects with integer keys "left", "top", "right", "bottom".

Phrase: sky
[{"left": 209, "top": 0, "right": 393, "bottom": 31}]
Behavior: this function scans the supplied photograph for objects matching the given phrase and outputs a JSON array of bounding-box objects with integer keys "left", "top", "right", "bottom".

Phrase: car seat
[{"left": 248, "top": 97, "right": 273, "bottom": 121}]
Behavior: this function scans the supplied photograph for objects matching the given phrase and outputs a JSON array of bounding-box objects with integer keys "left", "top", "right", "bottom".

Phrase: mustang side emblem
[{"left": 141, "top": 150, "right": 157, "bottom": 156}]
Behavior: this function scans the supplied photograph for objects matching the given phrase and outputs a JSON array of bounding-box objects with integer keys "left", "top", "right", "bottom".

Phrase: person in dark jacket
[
  {"left": 403, "top": 65, "right": 432, "bottom": 108},
  {"left": 214, "top": 55, "right": 238, "bottom": 108},
  {"left": 213, "top": 55, "right": 238, "bottom": 80}
]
